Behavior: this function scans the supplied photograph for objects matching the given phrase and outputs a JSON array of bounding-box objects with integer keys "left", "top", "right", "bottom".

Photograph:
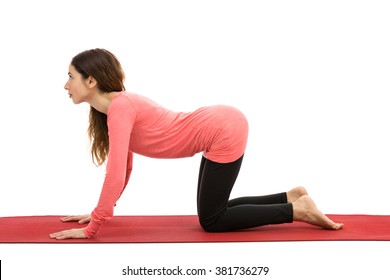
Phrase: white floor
[{"left": 1, "top": 241, "right": 388, "bottom": 279}]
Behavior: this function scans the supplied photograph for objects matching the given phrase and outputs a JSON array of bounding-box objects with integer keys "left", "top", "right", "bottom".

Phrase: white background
[{"left": 1, "top": 0, "right": 389, "bottom": 279}]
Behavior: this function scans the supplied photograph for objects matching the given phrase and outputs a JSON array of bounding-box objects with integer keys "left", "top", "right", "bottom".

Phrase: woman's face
[{"left": 64, "top": 65, "right": 93, "bottom": 104}]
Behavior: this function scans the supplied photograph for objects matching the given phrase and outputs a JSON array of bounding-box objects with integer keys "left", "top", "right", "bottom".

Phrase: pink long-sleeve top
[{"left": 83, "top": 92, "right": 249, "bottom": 238}]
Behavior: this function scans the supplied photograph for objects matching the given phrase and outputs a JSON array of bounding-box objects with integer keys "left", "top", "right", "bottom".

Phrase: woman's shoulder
[
  {"left": 114, "top": 91, "right": 153, "bottom": 103},
  {"left": 109, "top": 92, "right": 161, "bottom": 114},
  {"left": 108, "top": 92, "right": 136, "bottom": 115}
]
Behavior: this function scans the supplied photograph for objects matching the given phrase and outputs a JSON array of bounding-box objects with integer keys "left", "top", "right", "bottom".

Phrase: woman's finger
[
  {"left": 60, "top": 216, "right": 79, "bottom": 222},
  {"left": 78, "top": 218, "right": 90, "bottom": 224},
  {"left": 49, "top": 228, "right": 86, "bottom": 240},
  {"left": 60, "top": 214, "right": 90, "bottom": 222},
  {"left": 49, "top": 231, "right": 67, "bottom": 238}
]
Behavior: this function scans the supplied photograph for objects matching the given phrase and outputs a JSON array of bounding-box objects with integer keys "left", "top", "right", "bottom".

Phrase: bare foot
[
  {"left": 292, "top": 195, "right": 343, "bottom": 230},
  {"left": 287, "top": 186, "right": 308, "bottom": 203}
]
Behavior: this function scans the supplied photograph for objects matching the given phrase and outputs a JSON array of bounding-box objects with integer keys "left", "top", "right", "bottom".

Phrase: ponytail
[{"left": 88, "top": 107, "right": 109, "bottom": 166}]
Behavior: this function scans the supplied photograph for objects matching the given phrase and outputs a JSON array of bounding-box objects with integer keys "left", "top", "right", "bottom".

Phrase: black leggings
[{"left": 197, "top": 155, "right": 293, "bottom": 232}]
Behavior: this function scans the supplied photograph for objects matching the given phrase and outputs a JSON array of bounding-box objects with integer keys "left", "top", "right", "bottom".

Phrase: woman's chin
[{"left": 71, "top": 98, "right": 82, "bottom": 105}]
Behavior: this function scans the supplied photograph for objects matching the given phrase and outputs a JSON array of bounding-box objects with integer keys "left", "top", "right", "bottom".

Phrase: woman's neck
[{"left": 88, "top": 91, "right": 117, "bottom": 114}]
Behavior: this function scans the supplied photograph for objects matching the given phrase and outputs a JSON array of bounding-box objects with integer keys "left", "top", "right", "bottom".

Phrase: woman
[{"left": 50, "top": 48, "right": 343, "bottom": 240}]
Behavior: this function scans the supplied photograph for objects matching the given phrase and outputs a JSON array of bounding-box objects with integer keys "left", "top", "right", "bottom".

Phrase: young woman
[{"left": 50, "top": 48, "right": 343, "bottom": 240}]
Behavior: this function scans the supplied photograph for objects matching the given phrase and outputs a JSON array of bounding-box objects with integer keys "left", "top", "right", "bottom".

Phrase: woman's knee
[{"left": 198, "top": 216, "right": 223, "bottom": 232}]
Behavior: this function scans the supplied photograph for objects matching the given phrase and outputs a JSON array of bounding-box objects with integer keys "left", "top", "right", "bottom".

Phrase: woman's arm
[
  {"left": 51, "top": 96, "right": 135, "bottom": 240},
  {"left": 83, "top": 98, "right": 135, "bottom": 238},
  {"left": 121, "top": 151, "right": 133, "bottom": 198}
]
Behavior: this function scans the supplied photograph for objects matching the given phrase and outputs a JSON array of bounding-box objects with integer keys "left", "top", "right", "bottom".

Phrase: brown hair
[{"left": 71, "top": 48, "right": 125, "bottom": 165}]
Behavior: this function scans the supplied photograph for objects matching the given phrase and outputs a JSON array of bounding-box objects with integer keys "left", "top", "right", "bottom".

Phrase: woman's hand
[
  {"left": 49, "top": 214, "right": 91, "bottom": 240},
  {"left": 60, "top": 214, "right": 91, "bottom": 224},
  {"left": 49, "top": 228, "right": 87, "bottom": 240}
]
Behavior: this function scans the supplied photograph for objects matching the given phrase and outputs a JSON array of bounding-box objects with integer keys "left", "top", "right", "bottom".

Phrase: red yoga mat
[{"left": 0, "top": 214, "right": 389, "bottom": 243}]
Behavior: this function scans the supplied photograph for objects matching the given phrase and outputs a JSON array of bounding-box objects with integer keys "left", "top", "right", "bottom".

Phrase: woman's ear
[{"left": 87, "top": 76, "right": 98, "bottom": 88}]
